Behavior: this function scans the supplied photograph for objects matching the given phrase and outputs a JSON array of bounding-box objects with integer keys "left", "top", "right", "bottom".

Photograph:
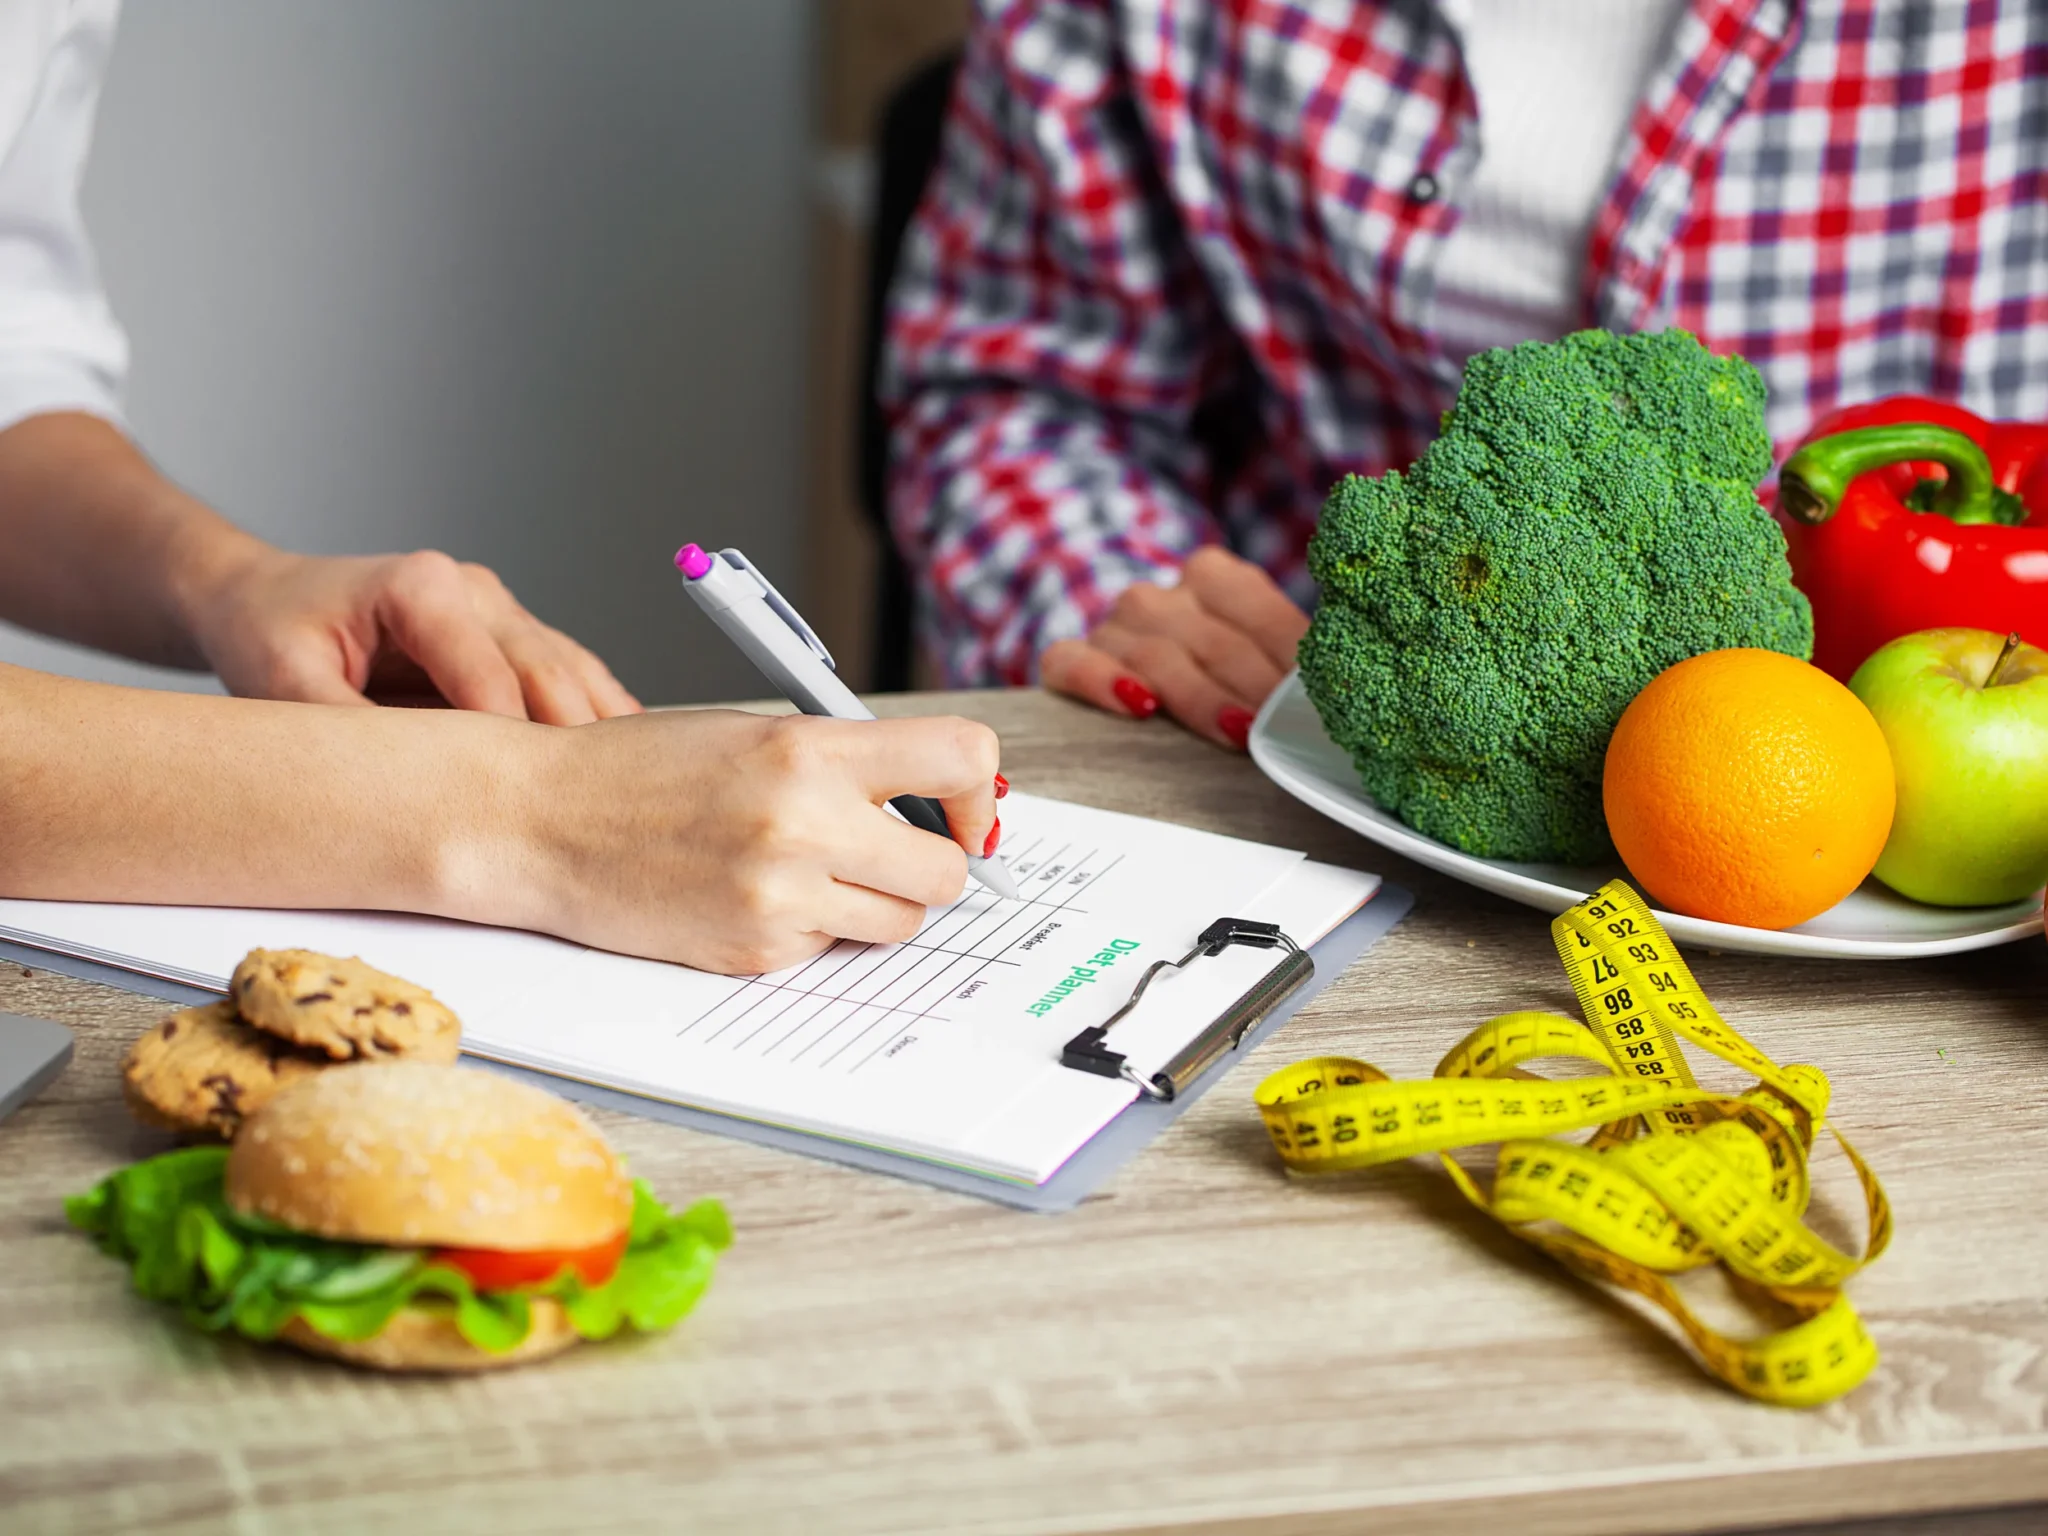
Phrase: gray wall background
[{"left": 0, "top": 0, "right": 815, "bottom": 704}]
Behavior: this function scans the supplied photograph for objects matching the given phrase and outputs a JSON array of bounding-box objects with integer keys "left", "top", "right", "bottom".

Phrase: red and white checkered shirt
[{"left": 884, "top": 0, "right": 2048, "bottom": 686}]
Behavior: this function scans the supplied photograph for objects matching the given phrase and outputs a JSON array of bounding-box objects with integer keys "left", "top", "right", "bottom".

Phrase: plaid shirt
[{"left": 884, "top": 0, "right": 2048, "bottom": 687}]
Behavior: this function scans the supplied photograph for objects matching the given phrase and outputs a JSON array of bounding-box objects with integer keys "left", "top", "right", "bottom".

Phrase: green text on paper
[{"left": 1026, "top": 939, "right": 1142, "bottom": 1017}]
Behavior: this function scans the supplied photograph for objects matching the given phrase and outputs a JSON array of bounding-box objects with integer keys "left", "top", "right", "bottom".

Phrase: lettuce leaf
[
  {"left": 548, "top": 1183, "right": 733, "bottom": 1339},
  {"left": 67, "top": 1149, "right": 729, "bottom": 1354}
]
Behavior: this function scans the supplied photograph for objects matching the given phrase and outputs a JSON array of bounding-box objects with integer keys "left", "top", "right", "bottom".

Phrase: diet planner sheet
[{"left": 0, "top": 795, "right": 1378, "bottom": 1183}]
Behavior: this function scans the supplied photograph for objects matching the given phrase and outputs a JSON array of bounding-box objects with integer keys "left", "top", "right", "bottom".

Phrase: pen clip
[{"left": 719, "top": 548, "right": 838, "bottom": 671}]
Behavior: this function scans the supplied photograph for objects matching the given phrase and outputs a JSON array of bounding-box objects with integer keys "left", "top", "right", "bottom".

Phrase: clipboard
[
  {"left": 0, "top": 884, "right": 1410, "bottom": 1212},
  {"left": 0, "top": 1012, "right": 73, "bottom": 1125}
]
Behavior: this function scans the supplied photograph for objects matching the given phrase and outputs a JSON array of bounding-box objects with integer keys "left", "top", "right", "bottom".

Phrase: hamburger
[{"left": 68, "top": 1063, "right": 730, "bottom": 1371}]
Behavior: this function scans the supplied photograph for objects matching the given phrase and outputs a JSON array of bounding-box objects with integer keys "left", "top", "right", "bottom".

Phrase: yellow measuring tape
[{"left": 1254, "top": 880, "right": 1891, "bottom": 1407}]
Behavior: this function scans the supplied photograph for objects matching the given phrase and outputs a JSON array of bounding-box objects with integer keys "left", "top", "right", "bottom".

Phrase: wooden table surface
[{"left": 5, "top": 689, "right": 2048, "bottom": 1536}]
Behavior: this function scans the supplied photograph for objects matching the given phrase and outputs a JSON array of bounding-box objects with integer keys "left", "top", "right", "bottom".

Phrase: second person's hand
[
  {"left": 1040, "top": 547, "right": 1308, "bottom": 750},
  {"left": 188, "top": 546, "right": 642, "bottom": 724},
  {"left": 490, "top": 708, "right": 1002, "bottom": 975}
]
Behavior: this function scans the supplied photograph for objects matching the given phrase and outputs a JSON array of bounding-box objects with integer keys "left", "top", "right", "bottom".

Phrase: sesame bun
[
  {"left": 278, "top": 1298, "right": 580, "bottom": 1373},
  {"left": 225, "top": 1063, "right": 633, "bottom": 1251}
]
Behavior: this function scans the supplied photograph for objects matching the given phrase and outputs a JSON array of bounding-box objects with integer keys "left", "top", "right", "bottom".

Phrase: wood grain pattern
[{"left": 5, "top": 688, "right": 2048, "bottom": 1536}]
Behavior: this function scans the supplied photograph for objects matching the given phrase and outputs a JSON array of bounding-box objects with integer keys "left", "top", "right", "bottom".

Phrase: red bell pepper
[{"left": 1775, "top": 395, "right": 2048, "bottom": 680}]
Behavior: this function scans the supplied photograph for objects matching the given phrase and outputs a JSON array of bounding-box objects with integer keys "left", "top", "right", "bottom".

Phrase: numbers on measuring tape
[
  {"left": 1255, "top": 879, "right": 1888, "bottom": 1409},
  {"left": 1735, "top": 1224, "right": 1777, "bottom": 1261}
]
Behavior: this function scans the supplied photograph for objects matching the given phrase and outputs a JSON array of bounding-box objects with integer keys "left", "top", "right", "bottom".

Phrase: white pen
[{"left": 674, "top": 543, "right": 1022, "bottom": 901}]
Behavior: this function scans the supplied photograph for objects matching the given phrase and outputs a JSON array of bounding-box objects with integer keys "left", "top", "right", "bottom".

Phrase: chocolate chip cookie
[
  {"left": 121, "top": 1002, "right": 328, "bottom": 1139},
  {"left": 229, "top": 949, "right": 461, "bottom": 1062}
]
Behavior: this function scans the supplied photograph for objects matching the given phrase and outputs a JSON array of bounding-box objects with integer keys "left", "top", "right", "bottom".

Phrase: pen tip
[
  {"left": 675, "top": 543, "right": 714, "bottom": 580},
  {"left": 973, "top": 858, "right": 1023, "bottom": 901}
]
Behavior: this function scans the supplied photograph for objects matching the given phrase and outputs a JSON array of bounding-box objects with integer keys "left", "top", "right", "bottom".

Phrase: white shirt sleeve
[{"left": 0, "top": 0, "right": 127, "bottom": 435}]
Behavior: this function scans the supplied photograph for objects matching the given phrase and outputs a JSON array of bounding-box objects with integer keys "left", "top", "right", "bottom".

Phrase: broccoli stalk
[{"left": 1297, "top": 328, "right": 1812, "bottom": 864}]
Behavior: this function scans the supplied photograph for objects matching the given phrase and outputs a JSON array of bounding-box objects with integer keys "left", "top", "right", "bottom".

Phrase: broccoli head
[{"left": 1296, "top": 328, "right": 1812, "bottom": 864}]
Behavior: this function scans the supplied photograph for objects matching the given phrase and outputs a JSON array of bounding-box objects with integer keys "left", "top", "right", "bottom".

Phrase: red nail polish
[
  {"left": 993, "top": 772, "right": 1010, "bottom": 799},
  {"left": 1217, "top": 705, "right": 1254, "bottom": 750},
  {"left": 1112, "top": 676, "right": 1159, "bottom": 719},
  {"left": 983, "top": 817, "right": 1002, "bottom": 857}
]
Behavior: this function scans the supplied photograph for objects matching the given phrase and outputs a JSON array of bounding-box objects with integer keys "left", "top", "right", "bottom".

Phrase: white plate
[{"left": 1250, "top": 671, "right": 2044, "bottom": 959}]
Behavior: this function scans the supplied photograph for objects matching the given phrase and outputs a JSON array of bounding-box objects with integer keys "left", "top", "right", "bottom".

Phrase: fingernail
[
  {"left": 983, "top": 818, "right": 1002, "bottom": 857},
  {"left": 1112, "top": 676, "right": 1159, "bottom": 719},
  {"left": 993, "top": 772, "right": 1010, "bottom": 799},
  {"left": 1217, "top": 705, "right": 1254, "bottom": 750}
]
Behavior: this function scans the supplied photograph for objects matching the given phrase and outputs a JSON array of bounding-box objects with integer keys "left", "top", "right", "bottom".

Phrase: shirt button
[{"left": 1408, "top": 171, "right": 1440, "bottom": 205}]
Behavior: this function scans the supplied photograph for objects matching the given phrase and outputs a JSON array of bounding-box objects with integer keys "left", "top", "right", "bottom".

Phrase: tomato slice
[{"left": 430, "top": 1230, "right": 629, "bottom": 1291}]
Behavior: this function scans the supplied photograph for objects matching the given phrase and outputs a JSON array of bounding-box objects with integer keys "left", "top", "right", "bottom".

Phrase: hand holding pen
[
  {"left": 444, "top": 544, "right": 1012, "bottom": 976},
  {"left": 675, "top": 544, "right": 1022, "bottom": 900},
  {"left": 496, "top": 707, "right": 1004, "bottom": 975}
]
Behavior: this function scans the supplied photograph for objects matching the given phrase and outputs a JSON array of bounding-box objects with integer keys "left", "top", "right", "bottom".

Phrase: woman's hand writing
[{"left": 498, "top": 710, "right": 1002, "bottom": 973}]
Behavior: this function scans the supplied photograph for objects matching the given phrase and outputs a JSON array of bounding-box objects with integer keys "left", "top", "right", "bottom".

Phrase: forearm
[
  {"left": 0, "top": 662, "right": 538, "bottom": 922},
  {"left": 890, "top": 393, "right": 1219, "bottom": 684},
  {"left": 881, "top": 5, "right": 1233, "bottom": 685},
  {"left": 0, "top": 412, "right": 270, "bottom": 668}
]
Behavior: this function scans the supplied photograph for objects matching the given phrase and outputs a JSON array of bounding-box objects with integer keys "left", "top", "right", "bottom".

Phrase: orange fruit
[{"left": 1602, "top": 649, "right": 1895, "bottom": 930}]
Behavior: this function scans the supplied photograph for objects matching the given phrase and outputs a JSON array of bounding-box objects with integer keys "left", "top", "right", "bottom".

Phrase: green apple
[{"left": 1849, "top": 627, "right": 2048, "bottom": 906}]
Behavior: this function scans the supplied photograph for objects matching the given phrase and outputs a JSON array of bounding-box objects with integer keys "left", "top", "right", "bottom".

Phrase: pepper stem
[
  {"left": 1778, "top": 423, "right": 2001, "bottom": 527},
  {"left": 1987, "top": 631, "right": 2026, "bottom": 688}
]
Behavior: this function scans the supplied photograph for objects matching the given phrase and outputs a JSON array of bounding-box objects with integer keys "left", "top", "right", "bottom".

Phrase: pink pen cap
[{"left": 674, "top": 543, "right": 716, "bottom": 580}]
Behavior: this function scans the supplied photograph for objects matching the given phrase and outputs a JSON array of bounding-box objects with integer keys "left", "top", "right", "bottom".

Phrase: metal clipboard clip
[{"left": 1059, "top": 918, "right": 1314, "bottom": 1102}]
